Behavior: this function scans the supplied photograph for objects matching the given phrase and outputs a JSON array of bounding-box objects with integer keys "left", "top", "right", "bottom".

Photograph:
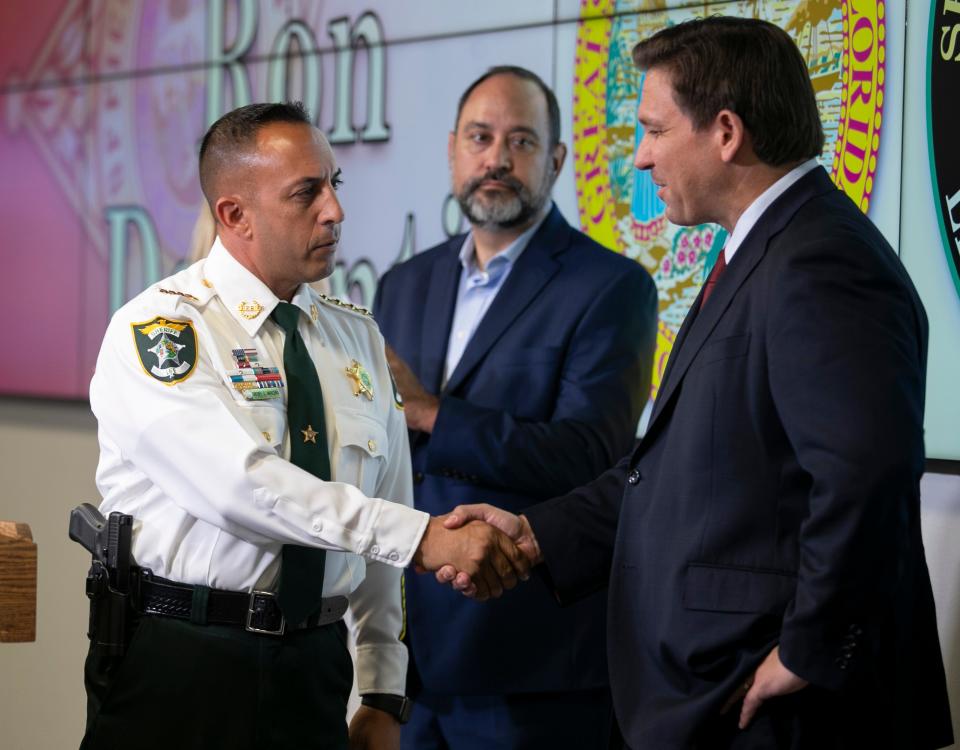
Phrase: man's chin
[
  {"left": 462, "top": 199, "right": 542, "bottom": 230},
  {"left": 304, "top": 252, "right": 336, "bottom": 283}
]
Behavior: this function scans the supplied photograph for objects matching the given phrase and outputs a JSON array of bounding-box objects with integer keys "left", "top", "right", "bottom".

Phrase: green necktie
[{"left": 271, "top": 302, "right": 330, "bottom": 623}]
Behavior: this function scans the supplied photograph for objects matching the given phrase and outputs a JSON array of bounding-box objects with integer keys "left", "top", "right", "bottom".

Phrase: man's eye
[
  {"left": 511, "top": 136, "right": 533, "bottom": 149},
  {"left": 331, "top": 177, "right": 343, "bottom": 191}
]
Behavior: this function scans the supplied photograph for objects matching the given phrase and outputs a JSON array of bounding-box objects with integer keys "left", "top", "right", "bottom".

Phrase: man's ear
[
  {"left": 550, "top": 141, "right": 568, "bottom": 178},
  {"left": 447, "top": 130, "right": 456, "bottom": 166},
  {"left": 715, "top": 109, "right": 746, "bottom": 164},
  {"left": 215, "top": 195, "right": 252, "bottom": 240}
]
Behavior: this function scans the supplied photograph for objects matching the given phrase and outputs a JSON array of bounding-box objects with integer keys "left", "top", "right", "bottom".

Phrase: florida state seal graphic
[
  {"left": 573, "top": 0, "right": 886, "bottom": 400},
  {"left": 929, "top": 0, "right": 960, "bottom": 299}
]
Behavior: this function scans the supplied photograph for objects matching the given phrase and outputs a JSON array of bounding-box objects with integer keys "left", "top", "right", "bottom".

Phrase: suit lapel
[
  {"left": 419, "top": 239, "right": 463, "bottom": 393},
  {"left": 443, "top": 207, "right": 567, "bottom": 394},
  {"left": 642, "top": 167, "right": 836, "bottom": 441}
]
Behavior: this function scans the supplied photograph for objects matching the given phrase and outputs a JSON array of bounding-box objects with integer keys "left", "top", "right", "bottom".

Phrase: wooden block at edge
[{"left": 0, "top": 521, "right": 37, "bottom": 643}]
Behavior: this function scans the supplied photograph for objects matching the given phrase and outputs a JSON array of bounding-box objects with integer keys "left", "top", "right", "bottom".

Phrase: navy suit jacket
[
  {"left": 374, "top": 204, "right": 658, "bottom": 694},
  {"left": 527, "top": 169, "right": 953, "bottom": 747}
]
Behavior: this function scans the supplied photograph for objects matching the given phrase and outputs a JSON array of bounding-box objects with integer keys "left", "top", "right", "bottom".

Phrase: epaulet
[
  {"left": 316, "top": 292, "right": 372, "bottom": 317},
  {"left": 149, "top": 272, "right": 216, "bottom": 308},
  {"left": 157, "top": 288, "right": 201, "bottom": 303}
]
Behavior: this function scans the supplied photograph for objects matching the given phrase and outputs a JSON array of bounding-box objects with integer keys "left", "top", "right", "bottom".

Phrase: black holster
[{"left": 85, "top": 560, "right": 136, "bottom": 656}]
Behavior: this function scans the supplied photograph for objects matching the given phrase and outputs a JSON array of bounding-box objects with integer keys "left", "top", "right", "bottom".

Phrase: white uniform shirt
[{"left": 90, "top": 239, "right": 428, "bottom": 694}]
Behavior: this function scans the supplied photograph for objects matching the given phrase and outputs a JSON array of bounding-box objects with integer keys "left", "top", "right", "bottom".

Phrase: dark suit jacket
[
  {"left": 527, "top": 169, "right": 953, "bottom": 748},
  {"left": 374, "top": 204, "right": 658, "bottom": 694}
]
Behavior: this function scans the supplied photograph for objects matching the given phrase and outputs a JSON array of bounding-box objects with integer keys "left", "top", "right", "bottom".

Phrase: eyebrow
[
  {"left": 462, "top": 121, "right": 540, "bottom": 139},
  {"left": 286, "top": 168, "right": 342, "bottom": 192}
]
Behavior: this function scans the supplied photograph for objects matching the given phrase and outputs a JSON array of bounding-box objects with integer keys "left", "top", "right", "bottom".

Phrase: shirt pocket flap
[
  {"left": 334, "top": 410, "right": 388, "bottom": 458},
  {"left": 238, "top": 402, "right": 286, "bottom": 450},
  {"left": 682, "top": 563, "right": 796, "bottom": 614}
]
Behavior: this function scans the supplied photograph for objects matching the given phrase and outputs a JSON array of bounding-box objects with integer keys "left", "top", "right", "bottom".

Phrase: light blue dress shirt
[{"left": 443, "top": 213, "right": 548, "bottom": 385}]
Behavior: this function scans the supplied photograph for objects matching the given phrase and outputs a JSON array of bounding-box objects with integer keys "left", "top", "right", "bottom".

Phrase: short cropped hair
[
  {"left": 455, "top": 65, "right": 561, "bottom": 147},
  {"left": 632, "top": 16, "right": 824, "bottom": 166},
  {"left": 198, "top": 101, "right": 312, "bottom": 208}
]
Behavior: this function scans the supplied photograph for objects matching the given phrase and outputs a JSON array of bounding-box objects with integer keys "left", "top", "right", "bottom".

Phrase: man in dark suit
[
  {"left": 441, "top": 19, "right": 954, "bottom": 749},
  {"left": 374, "top": 66, "right": 657, "bottom": 748}
]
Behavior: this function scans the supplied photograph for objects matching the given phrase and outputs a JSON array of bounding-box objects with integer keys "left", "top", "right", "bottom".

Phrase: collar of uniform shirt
[
  {"left": 205, "top": 238, "right": 290, "bottom": 335},
  {"left": 457, "top": 206, "right": 550, "bottom": 282},
  {"left": 722, "top": 158, "right": 820, "bottom": 266}
]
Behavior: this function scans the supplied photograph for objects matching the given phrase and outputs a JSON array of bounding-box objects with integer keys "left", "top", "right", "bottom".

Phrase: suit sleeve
[
  {"left": 426, "top": 266, "right": 657, "bottom": 498},
  {"left": 765, "top": 229, "right": 927, "bottom": 690},
  {"left": 524, "top": 454, "right": 631, "bottom": 604}
]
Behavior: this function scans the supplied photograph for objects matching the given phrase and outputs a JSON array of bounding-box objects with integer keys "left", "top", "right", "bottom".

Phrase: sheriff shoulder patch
[{"left": 132, "top": 317, "right": 198, "bottom": 385}]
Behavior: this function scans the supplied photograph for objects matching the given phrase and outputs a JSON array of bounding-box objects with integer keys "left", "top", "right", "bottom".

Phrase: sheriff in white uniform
[
  {"left": 91, "top": 237, "right": 426, "bottom": 694},
  {"left": 81, "top": 103, "right": 526, "bottom": 750}
]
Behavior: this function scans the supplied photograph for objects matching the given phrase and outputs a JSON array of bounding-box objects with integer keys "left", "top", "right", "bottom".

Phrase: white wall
[
  {"left": 0, "top": 398, "right": 95, "bottom": 750},
  {"left": 1, "top": 398, "right": 959, "bottom": 748}
]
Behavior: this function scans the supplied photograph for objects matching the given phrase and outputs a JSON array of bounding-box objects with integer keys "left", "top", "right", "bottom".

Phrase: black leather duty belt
[{"left": 135, "top": 570, "right": 348, "bottom": 636}]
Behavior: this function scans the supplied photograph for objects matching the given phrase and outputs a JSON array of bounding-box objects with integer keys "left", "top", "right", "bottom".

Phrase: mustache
[
  {"left": 463, "top": 169, "right": 526, "bottom": 197},
  {"left": 313, "top": 226, "right": 341, "bottom": 248}
]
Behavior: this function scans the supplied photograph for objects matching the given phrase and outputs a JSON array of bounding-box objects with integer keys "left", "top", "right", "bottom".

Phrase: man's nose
[
  {"left": 320, "top": 190, "right": 345, "bottom": 225},
  {"left": 633, "top": 135, "right": 652, "bottom": 171},
  {"left": 483, "top": 136, "right": 513, "bottom": 173}
]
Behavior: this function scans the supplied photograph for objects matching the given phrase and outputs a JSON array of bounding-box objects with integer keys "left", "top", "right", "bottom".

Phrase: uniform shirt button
[
  {"left": 627, "top": 470, "right": 641, "bottom": 485},
  {"left": 371, "top": 544, "right": 381, "bottom": 555},
  {"left": 413, "top": 472, "right": 425, "bottom": 484},
  {"left": 389, "top": 552, "right": 400, "bottom": 562},
  {"left": 368, "top": 439, "right": 377, "bottom": 453},
  {"left": 312, "top": 520, "right": 323, "bottom": 533}
]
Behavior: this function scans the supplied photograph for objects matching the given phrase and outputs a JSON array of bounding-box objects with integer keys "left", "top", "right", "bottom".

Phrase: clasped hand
[{"left": 413, "top": 504, "right": 542, "bottom": 600}]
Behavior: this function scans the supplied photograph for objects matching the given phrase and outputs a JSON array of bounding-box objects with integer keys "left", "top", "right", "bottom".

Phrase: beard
[{"left": 455, "top": 166, "right": 553, "bottom": 230}]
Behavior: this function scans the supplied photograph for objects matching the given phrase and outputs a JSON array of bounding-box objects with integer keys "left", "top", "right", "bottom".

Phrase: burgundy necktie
[{"left": 700, "top": 249, "right": 727, "bottom": 309}]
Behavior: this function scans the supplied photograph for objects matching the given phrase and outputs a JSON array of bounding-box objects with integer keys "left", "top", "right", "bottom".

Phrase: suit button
[
  {"left": 627, "top": 470, "right": 641, "bottom": 485},
  {"left": 413, "top": 472, "right": 424, "bottom": 484}
]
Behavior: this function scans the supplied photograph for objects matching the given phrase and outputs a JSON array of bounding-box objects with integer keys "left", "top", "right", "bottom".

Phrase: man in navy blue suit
[
  {"left": 441, "top": 20, "right": 953, "bottom": 750},
  {"left": 374, "top": 66, "right": 657, "bottom": 749}
]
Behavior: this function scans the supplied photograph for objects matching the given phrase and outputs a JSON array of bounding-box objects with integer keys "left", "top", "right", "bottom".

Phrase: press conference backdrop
[{"left": 0, "top": 0, "right": 957, "bottom": 461}]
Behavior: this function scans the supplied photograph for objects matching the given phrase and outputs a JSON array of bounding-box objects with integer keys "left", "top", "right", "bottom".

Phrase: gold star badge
[
  {"left": 345, "top": 359, "right": 374, "bottom": 400},
  {"left": 301, "top": 424, "right": 319, "bottom": 443}
]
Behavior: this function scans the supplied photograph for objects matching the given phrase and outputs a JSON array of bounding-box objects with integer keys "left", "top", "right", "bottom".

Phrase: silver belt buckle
[{"left": 246, "top": 590, "right": 285, "bottom": 635}]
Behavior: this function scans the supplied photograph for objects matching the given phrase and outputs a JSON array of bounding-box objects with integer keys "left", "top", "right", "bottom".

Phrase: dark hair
[
  {"left": 198, "top": 101, "right": 312, "bottom": 207},
  {"left": 632, "top": 16, "right": 824, "bottom": 166},
  {"left": 455, "top": 65, "right": 561, "bottom": 147}
]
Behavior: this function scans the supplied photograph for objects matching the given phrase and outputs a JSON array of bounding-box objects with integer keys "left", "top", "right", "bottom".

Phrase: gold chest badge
[{"left": 345, "top": 360, "right": 374, "bottom": 400}]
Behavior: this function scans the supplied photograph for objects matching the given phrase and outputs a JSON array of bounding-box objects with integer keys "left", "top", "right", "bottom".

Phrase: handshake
[{"left": 411, "top": 504, "right": 543, "bottom": 601}]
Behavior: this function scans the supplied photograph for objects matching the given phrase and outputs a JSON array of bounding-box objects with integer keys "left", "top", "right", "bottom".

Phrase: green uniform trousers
[{"left": 81, "top": 613, "right": 353, "bottom": 749}]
